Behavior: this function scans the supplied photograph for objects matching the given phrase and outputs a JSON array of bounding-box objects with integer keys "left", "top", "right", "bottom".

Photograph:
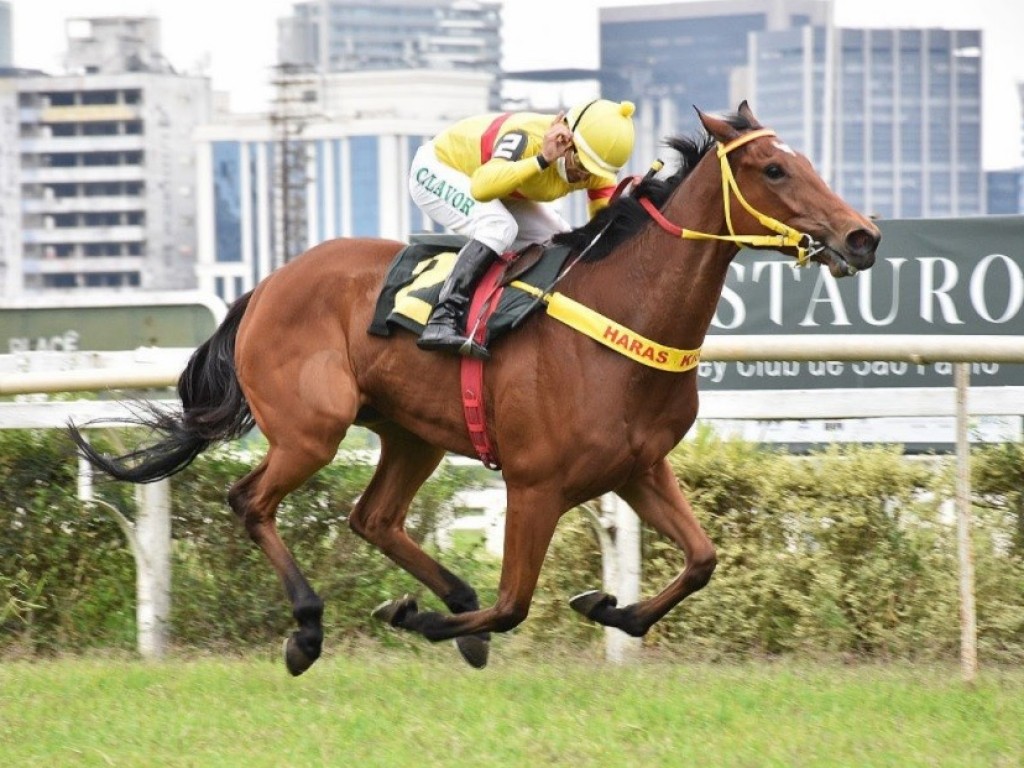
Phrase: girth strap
[{"left": 459, "top": 258, "right": 509, "bottom": 470}]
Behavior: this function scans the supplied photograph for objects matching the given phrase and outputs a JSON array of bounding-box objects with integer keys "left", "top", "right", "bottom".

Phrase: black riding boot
[{"left": 417, "top": 239, "right": 499, "bottom": 359}]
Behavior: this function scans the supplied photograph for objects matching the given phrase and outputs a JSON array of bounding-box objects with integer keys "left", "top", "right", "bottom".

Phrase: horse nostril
[{"left": 846, "top": 228, "right": 880, "bottom": 258}]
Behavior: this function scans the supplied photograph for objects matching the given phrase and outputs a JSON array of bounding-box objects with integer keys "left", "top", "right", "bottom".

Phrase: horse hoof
[
  {"left": 569, "top": 589, "right": 618, "bottom": 620},
  {"left": 283, "top": 635, "right": 316, "bottom": 677},
  {"left": 371, "top": 595, "right": 418, "bottom": 627},
  {"left": 454, "top": 635, "right": 490, "bottom": 669}
]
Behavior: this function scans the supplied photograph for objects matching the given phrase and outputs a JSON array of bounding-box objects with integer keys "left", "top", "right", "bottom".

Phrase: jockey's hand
[{"left": 541, "top": 112, "right": 573, "bottom": 164}]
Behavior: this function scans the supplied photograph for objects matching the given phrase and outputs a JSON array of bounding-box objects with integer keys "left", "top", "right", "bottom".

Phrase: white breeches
[{"left": 408, "top": 141, "right": 570, "bottom": 254}]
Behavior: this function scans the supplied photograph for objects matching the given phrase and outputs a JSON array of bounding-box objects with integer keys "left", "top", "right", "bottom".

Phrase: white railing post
[
  {"left": 954, "top": 363, "right": 978, "bottom": 683},
  {"left": 135, "top": 480, "right": 172, "bottom": 660},
  {"left": 605, "top": 494, "right": 642, "bottom": 664},
  {"left": 78, "top": 453, "right": 172, "bottom": 661}
]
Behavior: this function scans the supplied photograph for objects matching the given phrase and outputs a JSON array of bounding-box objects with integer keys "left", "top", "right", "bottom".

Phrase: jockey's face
[{"left": 564, "top": 146, "right": 590, "bottom": 183}]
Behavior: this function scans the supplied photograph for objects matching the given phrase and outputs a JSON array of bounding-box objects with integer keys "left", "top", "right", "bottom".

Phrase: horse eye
[{"left": 764, "top": 164, "right": 786, "bottom": 181}]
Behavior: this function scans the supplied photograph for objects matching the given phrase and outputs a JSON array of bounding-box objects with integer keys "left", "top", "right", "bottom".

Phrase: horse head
[{"left": 697, "top": 101, "right": 880, "bottom": 277}]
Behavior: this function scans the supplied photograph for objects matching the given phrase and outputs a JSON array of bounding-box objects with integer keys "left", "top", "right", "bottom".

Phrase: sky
[{"left": 7, "top": 0, "right": 1024, "bottom": 169}]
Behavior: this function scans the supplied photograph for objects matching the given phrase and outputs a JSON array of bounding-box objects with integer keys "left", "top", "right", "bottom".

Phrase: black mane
[{"left": 552, "top": 112, "right": 753, "bottom": 262}]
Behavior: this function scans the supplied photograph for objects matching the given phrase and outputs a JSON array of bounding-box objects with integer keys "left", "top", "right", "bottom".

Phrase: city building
[
  {"left": 986, "top": 58, "right": 1023, "bottom": 214},
  {"left": 0, "top": 78, "right": 17, "bottom": 288},
  {"left": 0, "top": 1, "right": 11, "bottom": 68},
  {"left": 598, "top": 0, "right": 830, "bottom": 166},
  {"left": 0, "top": 0, "right": 13, "bottom": 287},
  {"left": 750, "top": 25, "right": 984, "bottom": 218},
  {"left": 2, "top": 17, "right": 212, "bottom": 296},
  {"left": 987, "top": 169, "right": 1024, "bottom": 214},
  {"left": 597, "top": 1, "right": 986, "bottom": 218},
  {"left": 278, "top": 0, "right": 502, "bottom": 108},
  {"left": 194, "top": 69, "right": 492, "bottom": 303}
]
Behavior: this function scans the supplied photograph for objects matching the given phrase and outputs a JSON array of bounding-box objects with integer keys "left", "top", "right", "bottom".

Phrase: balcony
[
  {"left": 18, "top": 104, "right": 141, "bottom": 124},
  {"left": 20, "top": 135, "right": 146, "bottom": 154},
  {"left": 22, "top": 225, "right": 146, "bottom": 245},
  {"left": 40, "top": 104, "right": 141, "bottom": 123},
  {"left": 19, "top": 166, "right": 146, "bottom": 184},
  {"left": 21, "top": 196, "right": 145, "bottom": 215},
  {"left": 22, "top": 255, "right": 145, "bottom": 275}
]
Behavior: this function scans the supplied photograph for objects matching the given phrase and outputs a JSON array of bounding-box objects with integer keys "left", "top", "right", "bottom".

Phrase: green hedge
[
  {"left": 0, "top": 430, "right": 135, "bottom": 652},
  {"left": 2, "top": 427, "right": 1022, "bottom": 660}
]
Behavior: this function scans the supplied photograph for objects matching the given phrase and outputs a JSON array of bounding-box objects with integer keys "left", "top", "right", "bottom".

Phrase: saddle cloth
[{"left": 368, "top": 234, "right": 572, "bottom": 346}]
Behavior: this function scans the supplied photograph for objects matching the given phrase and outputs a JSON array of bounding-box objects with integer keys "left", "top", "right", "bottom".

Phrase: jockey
[{"left": 408, "top": 99, "right": 637, "bottom": 359}]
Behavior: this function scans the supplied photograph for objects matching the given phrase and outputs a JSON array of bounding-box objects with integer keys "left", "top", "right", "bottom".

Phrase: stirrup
[
  {"left": 458, "top": 338, "right": 490, "bottom": 361},
  {"left": 417, "top": 329, "right": 489, "bottom": 360}
]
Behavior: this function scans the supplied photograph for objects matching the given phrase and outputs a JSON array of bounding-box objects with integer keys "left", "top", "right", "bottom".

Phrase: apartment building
[
  {"left": 194, "top": 68, "right": 492, "bottom": 303},
  {"left": 2, "top": 17, "right": 211, "bottom": 296}
]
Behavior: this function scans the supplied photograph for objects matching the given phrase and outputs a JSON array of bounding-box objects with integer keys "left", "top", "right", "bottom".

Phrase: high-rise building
[
  {"left": 0, "top": 1, "right": 11, "bottom": 68},
  {"left": 0, "top": 0, "right": 17, "bottom": 286},
  {"left": 194, "top": 69, "right": 493, "bottom": 304},
  {"left": 63, "top": 16, "right": 171, "bottom": 75},
  {"left": 598, "top": 1, "right": 985, "bottom": 219},
  {"left": 750, "top": 25, "right": 984, "bottom": 218},
  {"left": 987, "top": 169, "right": 1024, "bottom": 214},
  {"left": 987, "top": 66, "right": 1023, "bottom": 215},
  {"left": 598, "top": 0, "right": 830, "bottom": 165},
  {"left": 0, "top": 77, "right": 17, "bottom": 287},
  {"left": 278, "top": 0, "right": 502, "bottom": 108},
  {"left": 2, "top": 18, "right": 212, "bottom": 295}
]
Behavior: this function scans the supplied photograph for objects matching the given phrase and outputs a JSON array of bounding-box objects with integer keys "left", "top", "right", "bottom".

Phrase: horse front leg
[
  {"left": 569, "top": 456, "right": 717, "bottom": 637},
  {"left": 373, "top": 483, "right": 563, "bottom": 648}
]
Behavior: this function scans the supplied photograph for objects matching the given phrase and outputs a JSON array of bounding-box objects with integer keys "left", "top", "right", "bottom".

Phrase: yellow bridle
[
  {"left": 506, "top": 127, "right": 824, "bottom": 372},
  {"left": 639, "top": 128, "right": 817, "bottom": 266}
]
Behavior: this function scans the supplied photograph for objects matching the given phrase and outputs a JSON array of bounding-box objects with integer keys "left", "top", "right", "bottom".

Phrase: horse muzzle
[{"left": 812, "top": 226, "right": 880, "bottom": 277}]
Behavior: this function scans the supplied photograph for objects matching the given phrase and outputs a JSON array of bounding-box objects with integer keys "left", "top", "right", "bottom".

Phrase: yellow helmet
[{"left": 566, "top": 99, "right": 636, "bottom": 182}]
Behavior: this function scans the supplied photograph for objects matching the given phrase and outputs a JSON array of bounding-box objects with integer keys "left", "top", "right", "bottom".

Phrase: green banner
[
  {"left": 1, "top": 293, "right": 226, "bottom": 353},
  {"left": 703, "top": 215, "right": 1024, "bottom": 389}
]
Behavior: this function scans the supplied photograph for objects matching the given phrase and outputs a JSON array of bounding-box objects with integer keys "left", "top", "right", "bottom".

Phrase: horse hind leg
[
  {"left": 569, "top": 457, "right": 717, "bottom": 637},
  {"left": 350, "top": 427, "right": 490, "bottom": 668},
  {"left": 230, "top": 341, "right": 361, "bottom": 674},
  {"left": 228, "top": 443, "right": 337, "bottom": 676}
]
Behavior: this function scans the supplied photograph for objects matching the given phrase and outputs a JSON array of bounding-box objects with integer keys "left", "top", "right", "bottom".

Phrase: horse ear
[
  {"left": 737, "top": 100, "right": 762, "bottom": 128},
  {"left": 695, "top": 107, "right": 741, "bottom": 144}
]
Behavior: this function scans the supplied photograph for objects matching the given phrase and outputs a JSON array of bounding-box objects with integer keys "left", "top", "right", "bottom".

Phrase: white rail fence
[
  {"left": 4, "top": 335, "right": 1024, "bottom": 395},
  {"left": 3, "top": 335, "right": 1023, "bottom": 677}
]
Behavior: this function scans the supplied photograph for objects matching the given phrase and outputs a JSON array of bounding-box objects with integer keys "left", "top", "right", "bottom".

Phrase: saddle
[
  {"left": 368, "top": 235, "right": 573, "bottom": 471},
  {"left": 368, "top": 234, "right": 573, "bottom": 347}
]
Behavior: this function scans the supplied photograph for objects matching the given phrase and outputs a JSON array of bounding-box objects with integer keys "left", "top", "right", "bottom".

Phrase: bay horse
[{"left": 69, "top": 103, "right": 879, "bottom": 675}]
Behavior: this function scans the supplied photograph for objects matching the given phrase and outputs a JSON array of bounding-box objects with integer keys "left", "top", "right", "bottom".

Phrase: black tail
[{"left": 68, "top": 292, "right": 257, "bottom": 484}]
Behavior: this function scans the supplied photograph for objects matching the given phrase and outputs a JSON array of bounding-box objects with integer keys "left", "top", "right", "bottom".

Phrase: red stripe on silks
[
  {"left": 480, "top": 113, "right": 512, "bottom": 164},
  {"left": 587, "top": 185, "right": 616, "bottom": 201},
  {"left": 459, "top": 257, "right": 509, "bottom": 470},
  {"left": 481, "top": 114, "right": 529, "bottom": 199}
]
